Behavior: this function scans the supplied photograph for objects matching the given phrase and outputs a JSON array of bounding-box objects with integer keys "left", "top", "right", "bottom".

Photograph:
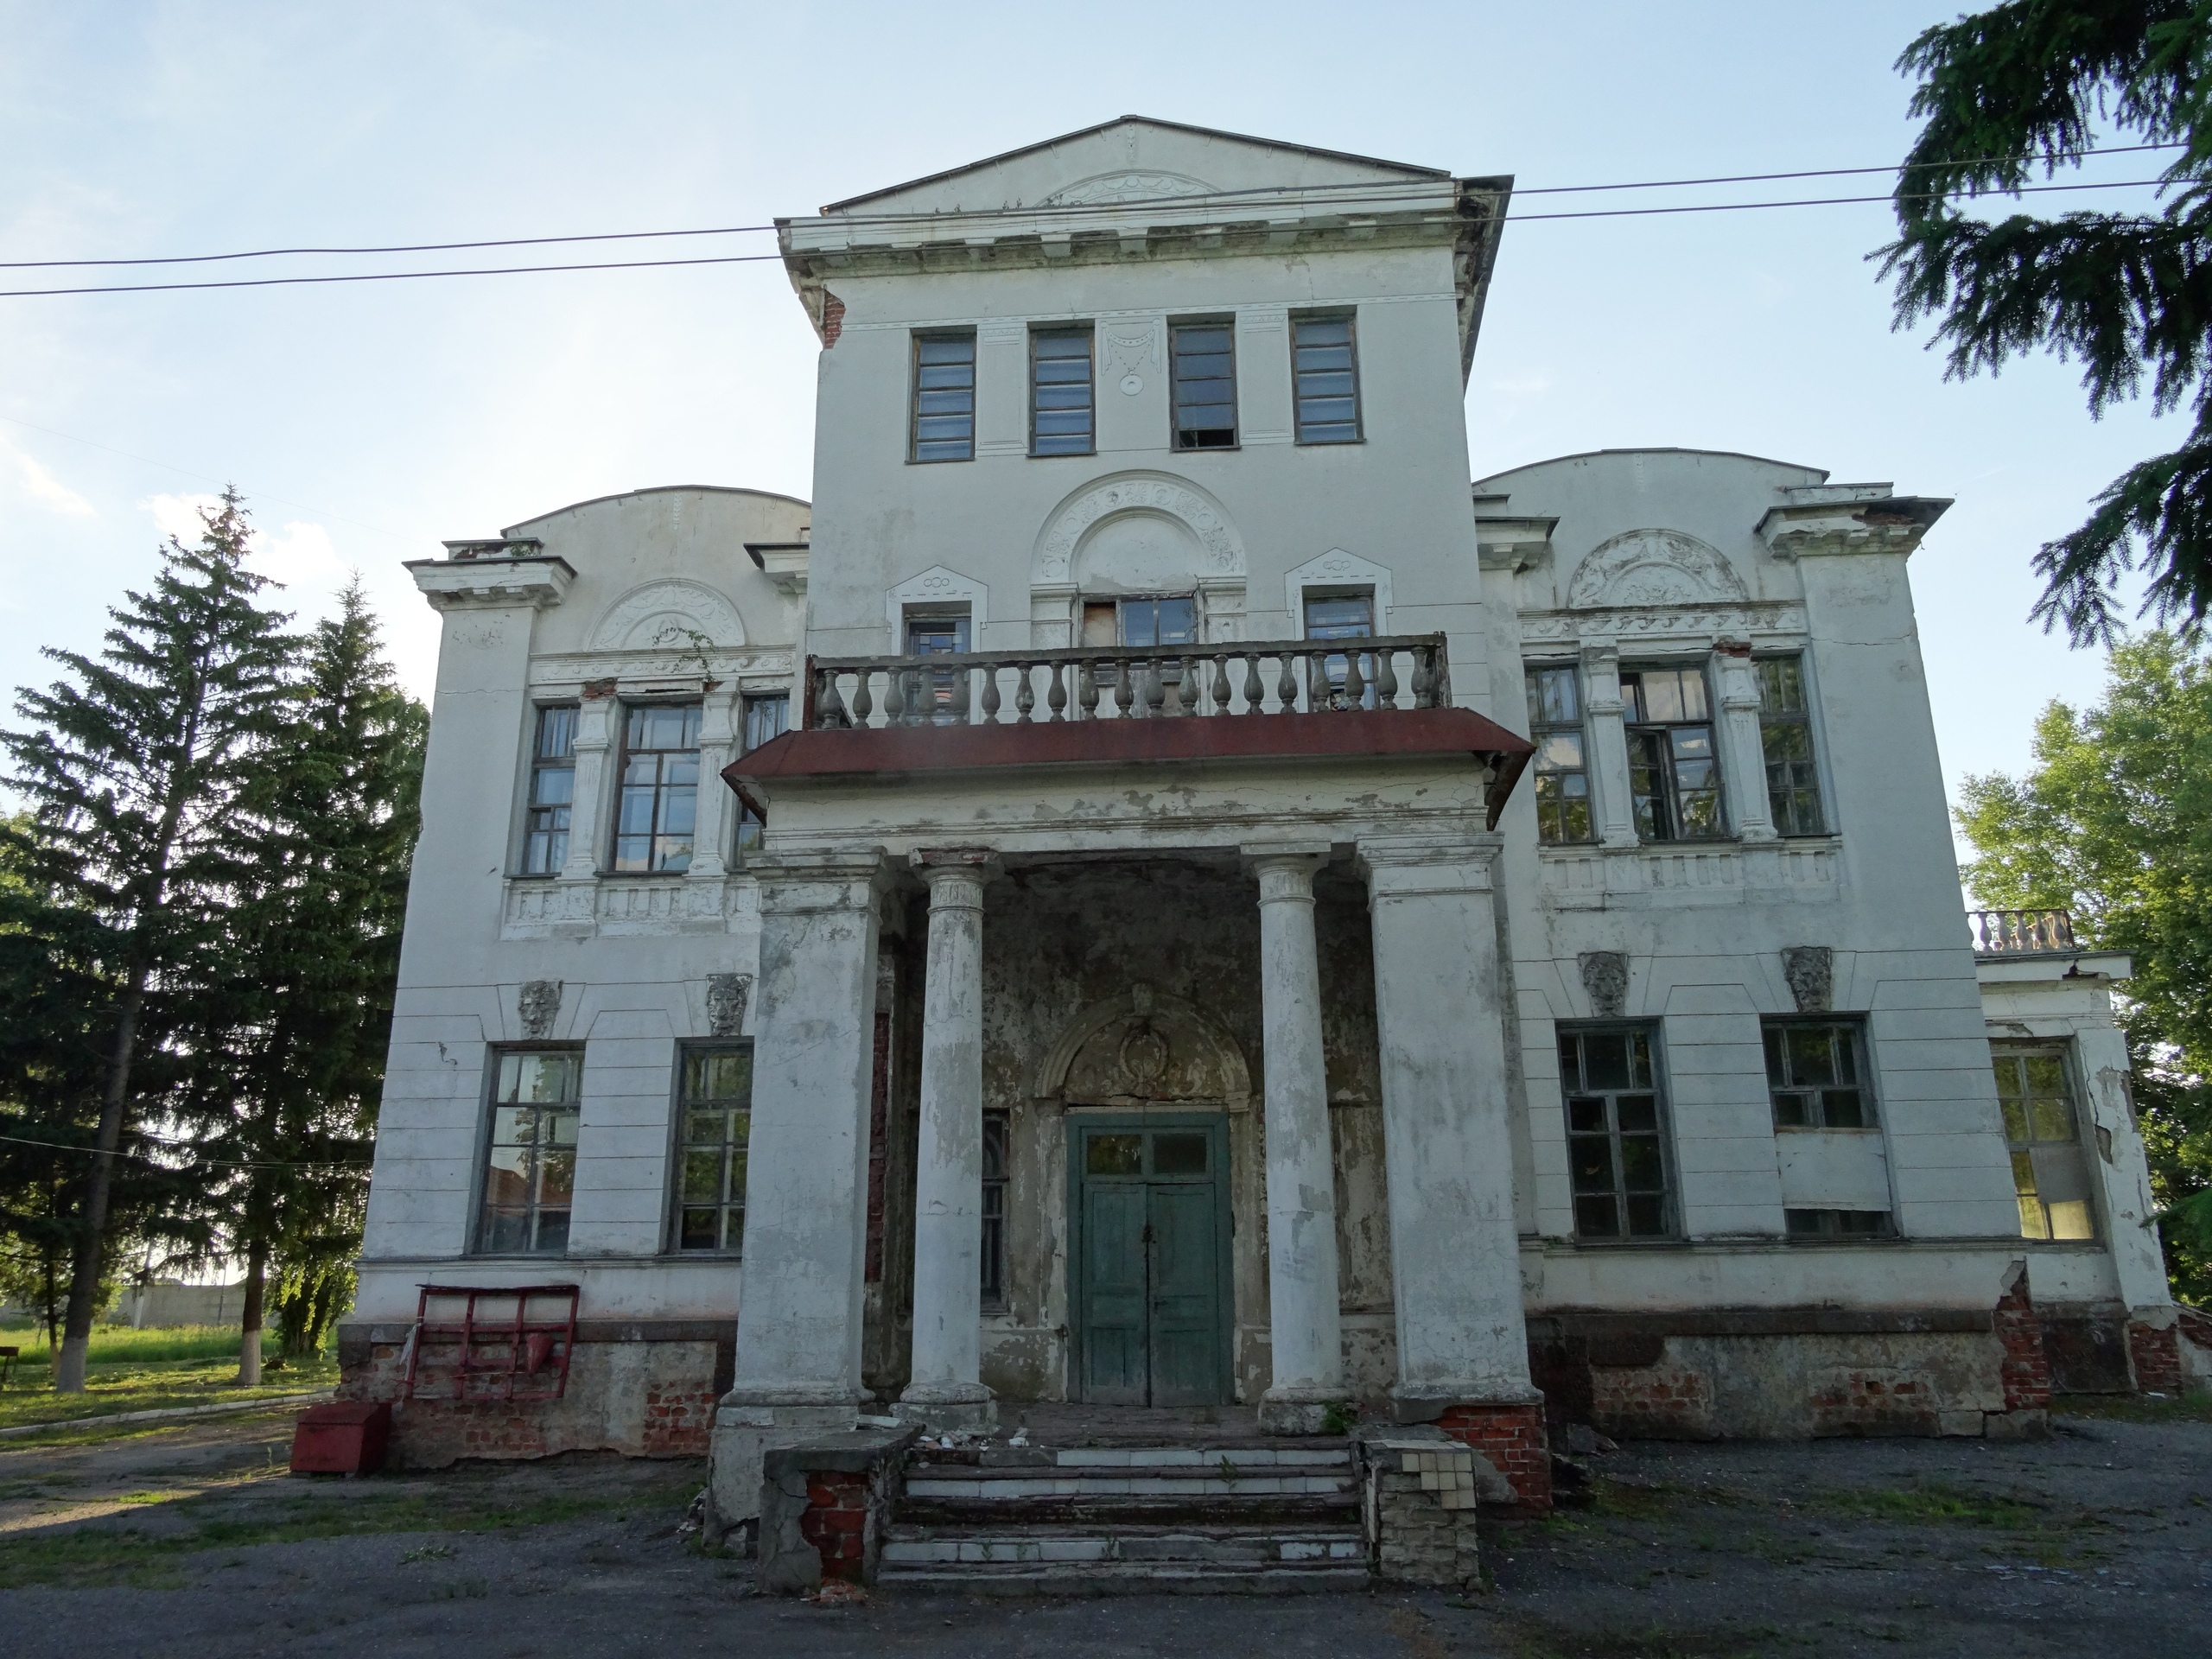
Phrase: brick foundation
[
  {"left": 798, "top": 1471, "right": 871, "bottom": 1582},
  {"left": 1435, "top": 1401, "right": 1551, "bottom": 1514},
  {"left": 1994, "top": 1272, "right": 2052, "bottom": 1412},
  {"left": 2126, "top": 1320, "right": 2183, "bottom": 1395},
  {"left": 642, "top": 1386, "right": 720, "bottom": 1456}
]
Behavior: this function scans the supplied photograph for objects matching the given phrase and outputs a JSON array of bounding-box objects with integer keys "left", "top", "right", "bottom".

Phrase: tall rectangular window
[
  {"left": 1292, "top": 315, "right": 1361, "bottom": 443},
  {"left": 1171, "top": 322, "right": 1236, "bottom": 449},
  {"left": 613, "top": 702, "right": 701, "bottom": 873},
  {"left": 674, "top": 1046, "right": 752, "bottom": 1252},
  {"left": 479, "top": 1051, "right": 581, "bottom": 1255},
  {"left": 1525, "top": 666, "right": 1592, "bottom": 844},
  {"left": 1559, "top": 1027, "right": 1673, "bottom": 1239},
  {"left": 1764, "top": 1020, "right": 1872, "bottom": 1128},
  {"left": 1993, "top": 1047, "right": 2096, "bottom": 1241},
  {"left": 981, "top": 1109, "right": 1008, "bottom": 1306},
  {"left": 1030, "top": 329, "right": 1094, "bottom": 456},
  {"left": 1622, "top": 666, "right": 1723, "bottom": 841},
  {"left": 522, "top": 705, "right": 577, "bottom": 874},
  {"left": 911, "top": 333, "right": 976, "bottom": 462},
  {"left": 735, "top": 694, "right": 788, "bottom": 853},
  {"left": 1303, "top": 590, "right": 1376, "bottom": 706},
  {"left": 905, "top": 608, "right": 970, "bottom": 721},
  {"left": 1757, "top": 656, "right": 1825, "bottom": 836}
]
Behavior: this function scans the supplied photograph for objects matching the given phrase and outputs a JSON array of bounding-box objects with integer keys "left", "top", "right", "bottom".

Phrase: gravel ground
[{"left": 0, "top": 1404, "right": 2204, "bottom": 1658}]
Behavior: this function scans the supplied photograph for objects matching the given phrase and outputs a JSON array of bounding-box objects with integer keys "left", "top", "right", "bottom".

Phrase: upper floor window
[
  {"left": 1622, "top": 666, "right": 1723, "bottom": 841},
  {"left": 1292, "top": 315, "right": 1361, "bottom": 443},
  {"left": 1084, "top": 594, "right": 1197, "bottom": 649},
  {"left": 906, "top": 607, "right": 971, "bottom": 721},
  {"left": 1171, "top": 322, "right": 1236, "bottom": 449},
  {"left": 479, "top": 1050, "right": 580, "bottom": 1255},
  {"left": 1993, "top": 1046, "right": 2096, "bottom": 1241},
  {"left": 1031, "top": 328, "right": 1094, "bottom": 456},
  {"left": 1525, "top": 666, "right": 1592, "bottom": 845},
  {"left": 674, "top": 1045, "right": 752, "bottom": 1252},
  {"left": 911, "top": 333, "right": 976, "bottom": 462},
  {"left": 1764, "top": 1020, "right": 1872, "bottom": 1128},
  {"left": 1559, "top": 1026, "right": 1674, "bottom": 1240},
  {"left": 1304, "top": 590, "right": 1376, "bottom": 706},
  {"left": 1758, "top": 656, "right": 1826, "bottom": 836},
  {"left": 613, "top": 702, "right": 701, "bottom": 873},
  {"left": 736, "top": 694, "right": 789, "bottom": 853},
  {"left": 522, "top": 705, "right": 577, "bottom": 874}
]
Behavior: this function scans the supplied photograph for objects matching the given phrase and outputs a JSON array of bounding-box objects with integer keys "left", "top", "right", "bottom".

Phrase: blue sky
[{"left": 0, "top": 1, "right": 2179, "bottom": 818}]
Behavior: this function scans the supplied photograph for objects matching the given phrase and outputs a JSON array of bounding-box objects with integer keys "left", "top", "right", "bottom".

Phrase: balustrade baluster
[
  {"left": 1276, "top": 653, "right": 1298, "bottom": 713},
  {"left": 1014, "top": 663, "right": 1034, "bottom": 723},
  {"left": 1211, "top": 654, "right": 1233, "bottom": 715},
  {"left": 1376, "top": 647, "right": 1400, "bottom": 709},
  {"left": 1342, "top": 647, "right": 1365, "bottom": 710},
  {"left": 1410, "top": 645, "right": 1433, "bottom": 709},
  {"left": 950, "top": 662, "right": 972, "bottom": 723},
  {"left": 1050, "top": 662, "right": 1071, "bottom": 721},
  {"left": 851, "top": 669, "right": 874, "bottom": 726},
  {"left": 816, "top": 669, "right": 848, "bottom": 729},
  {"left": 1239, "top": 653, "right": 1264, "bottom": 714},
  {"left": 1079, "top": 661, "right": 1100, "bottom": 720},
  {"left": 1144, "top": 659, "right": 1167, "bottom": 718},
  {"left": 1114, "top": 658, "right": 1135, "bottom": 718},
  {"left": 980, "top": 662, "right": 1001, "bottom": 723},
  {"left": 883, "top": 665, "right": 905, "bottom": 725}
]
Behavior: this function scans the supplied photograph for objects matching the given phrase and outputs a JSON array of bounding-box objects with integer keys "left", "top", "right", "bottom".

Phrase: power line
[
  {"left": 0, "top": 1130, "right": 371, "bottom": 1172},
  {"left": 2, "top": 141, "right": 2186, "bottom": 273},
  {"left": 1510, "top": 174, "right": 2176, "bottom": 224},
  {"left": 1, "top": 250, "right": 787, "bottom": 300}
]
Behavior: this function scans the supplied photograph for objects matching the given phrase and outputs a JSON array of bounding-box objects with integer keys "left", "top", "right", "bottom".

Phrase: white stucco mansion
[{"left": 343, "top": 119, "right": 2199, "bottom": 1505}]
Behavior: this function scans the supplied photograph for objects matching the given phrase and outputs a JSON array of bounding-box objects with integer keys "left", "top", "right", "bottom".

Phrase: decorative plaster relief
[
  {"left": 706, "top": 973, "right": 753, "bottom": 1037},
  {"left": 1103, "top": 321, "right": 1157, "bottom": 395},
  {"left": 1520, "top": 602, "right": 1806, "bottom": 646},
  {"left": 1034, "top": 984, "right": 1251, "bottom": 1107},
  {"left": 1578, "top": 951, "right": 1630, "bottom": 1018},
  {"left": 1042, "top": 171, "right": 1216, "bottom": 206},
  {"left": 518, "top": 979, "right": 563, "bottom": 1039},
  {"left": 1284, "top": 548, "right": 1394, "bottom": 635},
  {"left": 1564, "top": 530, "right": 1750, "bottom": 612},
  {"left": 1781, "top": 946, "right": 1834, "bottom": 1014},
  {"left": 1033, "top": 471, "right": 1245, "bottom": 585},
  {"left": 587, "top": 580, "right": 747, "bottom": 652},
  {"left": 885, "top": 566, "right": 989, "bottom": 639}
]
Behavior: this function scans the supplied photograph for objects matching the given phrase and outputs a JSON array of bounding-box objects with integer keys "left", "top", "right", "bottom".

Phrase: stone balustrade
[
  {"left": 1967, "top": 908, "right": 2075, "bottom": 957},
  {"left": 804, "top": 633, "right": 1453, "bottom": 730}
]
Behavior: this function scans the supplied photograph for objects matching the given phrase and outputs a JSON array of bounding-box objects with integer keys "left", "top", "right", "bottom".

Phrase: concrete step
[
  {"left": 875, "top": 1560, "right": 1374, "bottom": 1595},
  {"left": 884, "top": 1522, "right": 1365, "bottom": 1568},
  {"left": 902, "top": 1466, "right": 1355, "bottom": 1502}
]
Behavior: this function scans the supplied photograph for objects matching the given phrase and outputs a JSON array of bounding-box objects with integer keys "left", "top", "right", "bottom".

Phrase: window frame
[
  {"left": 1169, "top": 318, "right": 1239, "bottom": 451},
  {"left": 981, "top": 1107, "right": 1009, "bottom": 1309},
  {"left": 474, "top": 1046, "right": 584, "bottom": 1257},
  {"left": 1763, "top": 1017, "right": 1878, "bottom": 1131},
  {"left": 518, "top": 702, "right": 579, "bottom": 877},
  {"left": 1991, "top": 1042, "right": 2100, "bottom": 1243},
  {"left": 1755, "top": 653, "right": 1827, "bottom": 837},
  {"left": 1620, "top": 662, "right": 1727, "bottom": 842},
  {"left": 909, "top": 330, "right": 977, "bottom": 464},
  {"left": 609, "top": 699, "right": 703, "bottom": 875},
  {"left": 667, "top": 1040, "right": 753, "bottom": 1255},
  {"left": 734, "top": 693, "right": 789, "bottom": 855},
  {"left": 1028, "top": 325, "right": 1096, "bottom": 458},
  {"left": 1291, "top": 312, "right": 1363, "bottom": 445},
  {"left": 1524, "top": 662, "right": 1594, "bottom": 846},
  {"left": 1557, "top": 1022, "right": 1679, "bottom": 1244}
]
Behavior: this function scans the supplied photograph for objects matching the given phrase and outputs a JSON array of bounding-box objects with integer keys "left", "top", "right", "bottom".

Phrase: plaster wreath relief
[
  {"left": 1565, "top": 529, "right": 1750, "bottom": 612},
  {"left": 1033, "top": 473, "right": 1246, "bottom": 582},
  {"left": 1104, "top": 323, "right": 1155, "bottom": 395},
  {"left": 587, "top": 580, "right": 747, "bottom": 652},
  {"left": 1519, "top": 603, "right": 1806, "bottom": 645},
  {"left": 1040, "top": 170, "right": 1215, "bottom": 206}
]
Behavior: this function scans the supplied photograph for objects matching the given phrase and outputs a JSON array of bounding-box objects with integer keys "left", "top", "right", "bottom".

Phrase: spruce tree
[
  {"left": 186, "top": 580, "right": 424, "bottom": 1379},
  {"left": 2, "top": 492, "right": 296, "bottom": 1390},
  {"left": 1882, "top": 3, "right": 2212, "bottom": 643}
]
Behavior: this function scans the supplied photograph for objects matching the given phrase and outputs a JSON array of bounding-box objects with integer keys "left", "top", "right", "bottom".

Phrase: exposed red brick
[
  {"left": 2127, "top": 1320, "right": 2183, "bottom": 1395},
  {"left": 1436, "top": 1401, "right": 1552, "bottom": 1513},
  {"left": 1994, "top": 1271, "right": 2052, "bottom": 1412},
  {"left": 820, "top": 293, "right": 845, "bottom": 347}
]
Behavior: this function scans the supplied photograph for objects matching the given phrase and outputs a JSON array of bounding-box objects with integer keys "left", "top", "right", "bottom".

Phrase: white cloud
[
  {"left": 3, "top": 439, "right": 96, "bottom": 518},
  {"left": 139, "top": 493, "right": 353, "bottom": 614}
]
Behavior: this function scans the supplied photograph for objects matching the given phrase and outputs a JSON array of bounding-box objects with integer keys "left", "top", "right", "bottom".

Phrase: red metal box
[{"left": 289, "top": 1400, "right": 392, "bottom": 1475}]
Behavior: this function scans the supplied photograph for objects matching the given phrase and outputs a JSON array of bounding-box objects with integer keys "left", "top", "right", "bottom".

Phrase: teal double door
[{"left": 1067, "top": 1114, "right": 1234, "bottom": 1407}]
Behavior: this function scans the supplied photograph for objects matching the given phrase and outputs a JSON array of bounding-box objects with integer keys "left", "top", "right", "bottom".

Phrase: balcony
[
  {"left": 728, "top": 635, "right": 1533, "bottom": 827},
  {"left": 1967, "top": 908, "right": 2076, "bottom": 957}
]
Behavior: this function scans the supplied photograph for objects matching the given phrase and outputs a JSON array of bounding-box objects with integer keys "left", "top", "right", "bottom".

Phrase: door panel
[
  {"left": 1147, "top": 1181, "right": 1224, "bottom": 1406},
  {"left": 1081, "top": 1179, "right": 1149, "bottom": 1404}
]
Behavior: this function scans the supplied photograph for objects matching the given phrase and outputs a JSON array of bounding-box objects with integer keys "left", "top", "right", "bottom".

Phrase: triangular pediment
[{"left": 823, "top": 116, "right": 1446, "bottom": 216}]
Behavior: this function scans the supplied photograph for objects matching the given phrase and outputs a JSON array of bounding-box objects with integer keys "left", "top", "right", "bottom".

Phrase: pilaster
[
  {"left": 1711, "top": 643, "right": 1777, "bottom": 842},
  {"left": 1579, "top": 644, "right": 1637, "bottom": 849}
]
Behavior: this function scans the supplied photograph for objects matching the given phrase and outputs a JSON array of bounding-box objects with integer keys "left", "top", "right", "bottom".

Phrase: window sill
[
  {"left": 1772, "top": 1124, "right": 1884, "bottom": 1135},
  {"left": 1565, "top": 1235, "right": 1689, "bottom": 1249}
]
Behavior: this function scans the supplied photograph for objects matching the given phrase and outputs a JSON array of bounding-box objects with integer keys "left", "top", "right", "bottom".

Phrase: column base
[
  {"left": 893, "top": 1382, "right": 998, "bottom": 1433},
  {"left": 708, "top": 1395, "right": 860, "bottom": 1531},
  {"left": 1258, "top": 1385, "right": 1351, "bottom": 1436},
  {"left": 1393, "top": 1389, "right": 1551, "bottom": 1514}
]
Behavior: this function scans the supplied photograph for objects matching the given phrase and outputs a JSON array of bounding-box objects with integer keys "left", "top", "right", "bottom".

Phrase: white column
[
  {"left": 1249, "top": 849, "right": 1346, "bottom": 1434},
  {"left": 1358, "top": 835, "right": 1538, "bottom": 1414},
  {"left": 1580, "top": 644, "right": 1638, "bottom": 849},
  {"left": 898, "top": 849, "right": 999, "bottom": 1430},
  {"left": 558, "top": 695, "right": 614, "bottom": 881},
  {"left": 686, "top": 685, "right": 738, "bottom": 882},
  {"left": 709, "top": 848, "right": 884, "bottom": 1525},
  {"left": 1711, "top": 645, "right": 1777, "bottom": 842}
]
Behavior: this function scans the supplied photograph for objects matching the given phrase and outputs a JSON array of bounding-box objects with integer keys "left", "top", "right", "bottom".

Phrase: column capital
[
  {"left": 1242, "top": 842, "right": 1332, "bottom": 899},
  {"left": 1356, "top": 834, "right": 1502, "bottom": 897},
  {"left": 912, "top": 846, "right": 1001, "bottom": 893},
  {"left": 751, "top": 847, "right": 891, "bottom": 914}
]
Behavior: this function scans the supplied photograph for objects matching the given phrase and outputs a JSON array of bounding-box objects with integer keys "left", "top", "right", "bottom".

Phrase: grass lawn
[{"left": 0, "top": 1325, "right": 336, "bottom": 1433}]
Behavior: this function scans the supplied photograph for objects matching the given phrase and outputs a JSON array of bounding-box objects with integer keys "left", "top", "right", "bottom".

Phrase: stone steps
[{"left": 886, "top": 1440, "right": 1368, "bottom": 1592}]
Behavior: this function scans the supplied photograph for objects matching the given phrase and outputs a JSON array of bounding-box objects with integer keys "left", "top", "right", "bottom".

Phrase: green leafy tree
[
  {"left": 1955, "top": 632, "right": 2212, "bottom": 1300},
  {"left": 181, "top": 581, "right": 424, "bottom": 1376},
  {"left": 1, "top": 493, "right": 296, "bottom": 1389},
  {"left": 1883, "top": 2, "right": 2212, "bottom": 642}
]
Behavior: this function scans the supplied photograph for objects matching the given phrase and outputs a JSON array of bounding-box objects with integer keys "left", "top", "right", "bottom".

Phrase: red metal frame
[{"left": 401, "top": 1283, "right": 580, "bottom": 1402}]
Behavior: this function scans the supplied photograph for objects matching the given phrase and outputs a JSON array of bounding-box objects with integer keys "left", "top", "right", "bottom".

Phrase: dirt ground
[{"left": 0, "top": 1402, "right": 2205, "bottom": 1658}]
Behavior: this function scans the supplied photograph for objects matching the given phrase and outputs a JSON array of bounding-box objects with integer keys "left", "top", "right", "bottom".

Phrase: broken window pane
[
  {"left": 1559, "top": 1026, "right": 1674, "bottom": 1241},
  {"left": 1764, "top": 1021, "right": 1876, "bottom": 1129},
  {"left": 1622, "top": 667, "right": 1725, "bottom": 842},
  {"left": 1993, "top": 1046, "right": 2096, "bottom": 1242}
]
